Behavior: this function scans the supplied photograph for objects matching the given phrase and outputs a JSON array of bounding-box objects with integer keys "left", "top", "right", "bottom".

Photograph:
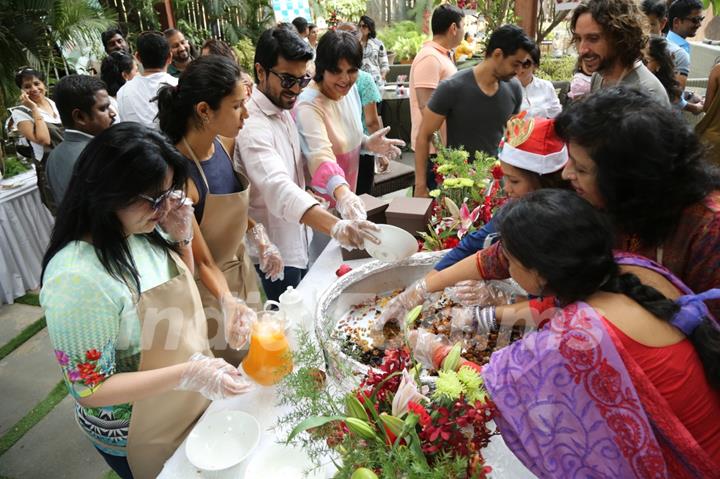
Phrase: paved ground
[{"left": 0, "top": 300, "right": 113, "bottom": 479}]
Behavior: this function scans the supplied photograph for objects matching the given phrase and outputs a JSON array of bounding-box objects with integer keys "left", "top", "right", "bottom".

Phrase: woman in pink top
[{"left": 294, "top": 30, "right": 404, "bottom": 221}]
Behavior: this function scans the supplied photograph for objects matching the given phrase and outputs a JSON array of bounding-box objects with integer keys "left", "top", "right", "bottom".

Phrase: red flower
[
  {"left": 77, "top": 362, "right": 105, "bottom": 386},
  {"left": 491, "top": 164, "right": 504, "bottom": 180},
  {"left": 442, "top": 236, "right": 460, "bottom": 249},
  {"left": 359, "top": 348, "right": 411, "bottom": 406},
  {"left": 407, "top": 401, "right": 431, "bottom": 427},
  {"left": 85, "top": 349, "right": 101, "bottom": 361}
]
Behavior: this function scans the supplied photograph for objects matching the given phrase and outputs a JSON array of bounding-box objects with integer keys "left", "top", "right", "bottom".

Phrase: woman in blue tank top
[{"left": 157, "top": 56, "right": 285, "bottom": 365}]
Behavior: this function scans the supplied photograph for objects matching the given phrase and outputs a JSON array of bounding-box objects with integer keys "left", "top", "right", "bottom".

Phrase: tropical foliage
[
  {"left": 701, "top": 0, "right": 720, "bottom": 15},
  {"left": 0, "top": 0, "right": 116, "bottom": 112},
  {"left": 535, "top": 55, "right": 578, "bottom": 82},
  {"left": 476, "top": 0, "right": 518, "bottom": 37},
  {"left": 377, "top": 21, "right": 427, "bottom": 62}
]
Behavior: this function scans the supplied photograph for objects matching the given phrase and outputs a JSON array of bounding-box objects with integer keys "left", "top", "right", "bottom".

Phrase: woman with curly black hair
[{"left": 554, "top": 88, "right": 720, "bottom": 316}]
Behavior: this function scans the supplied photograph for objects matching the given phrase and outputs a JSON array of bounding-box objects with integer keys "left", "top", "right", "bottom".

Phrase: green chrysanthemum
[
  {"left": 433, "top": 370, "right": 464, "bottom": 401},
  {"left": 436, "top": 164, "right": 454, "bottom": 174},
  {"left": 457, "top": 366, "right": 486, "bottom": 403}
]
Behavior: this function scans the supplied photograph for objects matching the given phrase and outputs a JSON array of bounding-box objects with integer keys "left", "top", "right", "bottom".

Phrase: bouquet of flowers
[
  {"left": 419, "top": 144, "right": 506, "bottom": 251},
  {"left": 279, "top": 327, "right": 497, "bottom": 479}
]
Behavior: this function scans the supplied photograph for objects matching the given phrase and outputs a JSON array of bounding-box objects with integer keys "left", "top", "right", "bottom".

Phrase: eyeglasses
[
  {"left": 359, "top": 23, "right": 369, "bottom": 28},
  {"left": 138, "top": 189, "right": 186, "bottom": 211},
  {"left": 685, "top": 15, "right": 705, "bottom": 24},
  {"left": 519, "top": 59, "right": 534, "bottom": 69},
  {"left": 269, "top": 69, "right": 312, "bottom": 89}
]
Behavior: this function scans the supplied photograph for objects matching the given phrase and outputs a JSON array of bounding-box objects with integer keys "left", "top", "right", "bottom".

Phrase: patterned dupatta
[{"left": 483, "top": 252, "right": 719, "bottom": 478}]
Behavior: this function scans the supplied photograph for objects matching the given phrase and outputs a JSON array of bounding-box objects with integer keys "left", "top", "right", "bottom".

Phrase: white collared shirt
[
  {"left": 520, "top": 76, "right": 562, "bottom": 119},
  {"left": 116, "top": 72, "right": 177, "bottom": 127},
  {"left": 233, "top": 88, "right": 318, "bottom": 269}
]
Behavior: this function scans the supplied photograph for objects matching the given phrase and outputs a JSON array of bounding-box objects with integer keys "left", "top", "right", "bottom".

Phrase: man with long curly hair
[{"left": 571, "top": 0, "right": 671, "bottom": 106}]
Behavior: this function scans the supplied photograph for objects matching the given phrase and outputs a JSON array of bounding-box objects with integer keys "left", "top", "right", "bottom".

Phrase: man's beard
[{"left": 262, "top": 84, "right": 296, "bottom": 110}]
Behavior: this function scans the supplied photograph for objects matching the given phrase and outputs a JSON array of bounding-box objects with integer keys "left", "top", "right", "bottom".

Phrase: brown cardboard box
[
  {"left": 359, "top": 193, "right": 390, "bottom": 224},
  {"left": 340, "top": 194, "right": 390, "bottom": 260},
  {"left": 385, "top": 197, "right": 433, "bottom": 238}
]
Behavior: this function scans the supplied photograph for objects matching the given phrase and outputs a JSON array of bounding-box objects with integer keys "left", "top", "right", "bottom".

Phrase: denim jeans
[
  {"left": 95, "top": 447, "right": 134, "bottom": 479},
  {"left": 256, "top": 265, "right": 308, "bottom": 303}
]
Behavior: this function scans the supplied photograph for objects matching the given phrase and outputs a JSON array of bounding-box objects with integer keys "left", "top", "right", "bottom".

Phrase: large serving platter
[{"left": 315, "top": 251, "right": 524, "bottom": 382}]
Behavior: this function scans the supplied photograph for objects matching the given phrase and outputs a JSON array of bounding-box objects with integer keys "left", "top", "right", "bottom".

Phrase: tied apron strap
[{"left": 673, "top": 288, "right": 720, "bottom": 335}]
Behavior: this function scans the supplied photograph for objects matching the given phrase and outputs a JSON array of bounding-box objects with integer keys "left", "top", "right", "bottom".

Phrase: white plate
[
  {"left": 244, "top": 443, "right": 324, "bottom": 479},
  {"left": 185, "top": 410, "right": 261, "bottom": 471},
  {"left": 364, "top": 224, "right": 417, "bottom": 262}
]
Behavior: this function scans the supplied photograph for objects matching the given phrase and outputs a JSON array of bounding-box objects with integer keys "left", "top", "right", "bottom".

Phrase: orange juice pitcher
[{"left": 241, "top": 304, "right": 293, "bottom": 386}]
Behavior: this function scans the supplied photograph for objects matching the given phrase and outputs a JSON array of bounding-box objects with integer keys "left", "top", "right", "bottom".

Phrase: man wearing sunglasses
[
  {"left": 668, "top": 0, "right": 704, "bottom": 100},
  {"left": 668, "top": 0, "right": 704, "bottom": 55},
  {"left": 234, "top": 26, "right": 381, "bottom": 301}
]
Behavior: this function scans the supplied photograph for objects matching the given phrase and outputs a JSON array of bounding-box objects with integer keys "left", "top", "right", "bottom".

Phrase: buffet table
[
  {"left": 0, "top": 169, "right": 54, "bottom": 304},
  {"left": 159, "top": 240, "right": 534, "bottom": 478}
]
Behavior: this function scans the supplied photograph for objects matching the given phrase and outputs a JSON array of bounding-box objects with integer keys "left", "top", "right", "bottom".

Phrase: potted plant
[{"left": 379, "top": 21, "right": 427, "bottom": 64}]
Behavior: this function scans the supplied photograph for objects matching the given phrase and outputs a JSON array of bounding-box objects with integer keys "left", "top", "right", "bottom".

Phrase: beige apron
[
  {"left": 126, "top": 250, "right": 212, "bottom": 479},
  {"left": 185, "top": 139, "right": 260, "bottom": 366}
]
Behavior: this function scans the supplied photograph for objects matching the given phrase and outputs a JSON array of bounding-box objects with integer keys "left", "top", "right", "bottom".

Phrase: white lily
[{"left": 391, "top": 370, "right": 429, "bottom": 417}]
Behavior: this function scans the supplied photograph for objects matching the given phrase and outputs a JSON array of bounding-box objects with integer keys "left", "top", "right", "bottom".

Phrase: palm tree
[{"left": 0, "top": 0, "right": 117, "bottom": 115}]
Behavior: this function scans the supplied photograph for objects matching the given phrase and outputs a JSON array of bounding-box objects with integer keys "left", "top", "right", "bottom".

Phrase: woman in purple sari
[{"left": 414, "top": 190, "right": 720, "bottom": 477}]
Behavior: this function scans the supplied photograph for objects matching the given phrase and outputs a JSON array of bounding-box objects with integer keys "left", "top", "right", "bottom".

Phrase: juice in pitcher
[{"left": 241, "top": 311, "right": 293, "bottom": 386}]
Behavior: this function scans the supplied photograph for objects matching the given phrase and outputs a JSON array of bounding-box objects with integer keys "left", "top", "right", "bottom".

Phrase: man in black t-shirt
[{"left": 414, "top": 25, "right": 532, "bottom": 197}]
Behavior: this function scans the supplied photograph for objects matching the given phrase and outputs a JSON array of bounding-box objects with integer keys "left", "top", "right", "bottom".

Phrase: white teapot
[{"left": 277, "top": 286, "right": 312, "bottom": 330}]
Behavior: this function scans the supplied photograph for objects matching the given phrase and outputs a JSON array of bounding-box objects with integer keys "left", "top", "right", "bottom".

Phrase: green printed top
[{"left": 40, "top": 235, "right": 176, "bottom": 456}]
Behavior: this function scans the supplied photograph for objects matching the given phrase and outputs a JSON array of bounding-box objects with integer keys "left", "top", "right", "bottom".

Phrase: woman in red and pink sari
[{"left": 415, "top": 190, "right": 720, "bottom": 477}]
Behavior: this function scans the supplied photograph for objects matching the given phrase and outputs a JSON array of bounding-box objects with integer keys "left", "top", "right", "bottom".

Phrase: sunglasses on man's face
[
  {"left": 685, "top": 15, "right": 705, "bottom": 24},
  {"left": 269, "top": 69, "right": 312, "bottom": 89},
  {"left": 519, "top": 59, "right": 534, "bottom": 69},
  {"left": 138, "top": 189, "right": 186, "bottom": 211}
]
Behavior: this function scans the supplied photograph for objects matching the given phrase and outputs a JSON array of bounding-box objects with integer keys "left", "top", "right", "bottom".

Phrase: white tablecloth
[
  {"left": 159, "top": 240, "right": 534, "bottom": 478},
  {"left": 0, "top": 170, "right": 54, "bottom": 304}
]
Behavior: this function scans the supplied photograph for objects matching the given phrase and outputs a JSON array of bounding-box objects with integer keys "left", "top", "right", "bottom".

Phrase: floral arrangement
[
  {"left": 279, "top": 328, "right": 497, "bottom": 479},
  {"left": 419, "top": 143, "right": 506, "bottom": 251}
]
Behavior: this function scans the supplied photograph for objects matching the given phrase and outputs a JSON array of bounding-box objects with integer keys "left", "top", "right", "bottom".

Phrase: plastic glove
[
  {"left": 176, "top": 353, "right": 254, "bottom": 400},
  {"left": 221, "top": 293, "right": 255, "bottom": 350},
  {"left": 447, "top": 280, "right": 511, "bottom": 307},
  {"left": 330, "top": 219, "right": 380, "bottom": 250},
  {"left": 363, "top": 126, "right": 405, "bottom": 161},
  {"left": 247, "top": 223, "right": 284, "bottom": 281},
  {"left": 371, "top": 280, "right": 427, "bottom": 343},
  {"left": 158, "top": 191, "right": 194, "bottom": 244},
  {"left": 335, "top": 191, "right": 367, "bottom": 221},
  {"left": 450, "top": 305, "right": 498, "bottom": 340},
  {"left": 407, "top": 329, "right": 450, "bottom": 370},
  {"left": 449, "top": 306, "right": 476, "bottom": 341},
  {"left": 375, "top": 155, "right": 390, "bottom": 173}
]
